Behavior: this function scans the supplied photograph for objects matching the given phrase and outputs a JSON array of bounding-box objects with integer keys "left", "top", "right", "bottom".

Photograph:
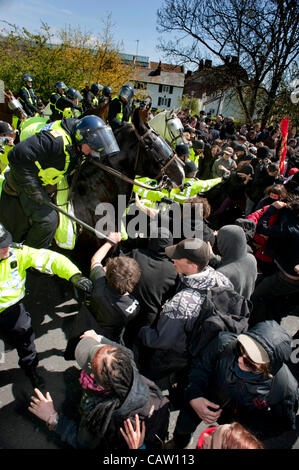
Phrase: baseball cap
[
  {"left": 237, "top": 334, "right": 270, "bottom": 364},
  {"left": 165, "top": 238, "right": 210, "bottom": 268},
  {"left": 223, "top": 147, "right": 234, "bottom": 156},
  {"left": 75, "top": 337, "right": 104, "bottom": 384}
]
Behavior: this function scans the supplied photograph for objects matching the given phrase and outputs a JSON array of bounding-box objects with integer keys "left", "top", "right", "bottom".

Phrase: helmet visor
[
  {"left": 87, "top": 125, "right": 120, "bottom": 157},
  {"left": 119, "top": 87, "right": 134, "bottom": 101}
]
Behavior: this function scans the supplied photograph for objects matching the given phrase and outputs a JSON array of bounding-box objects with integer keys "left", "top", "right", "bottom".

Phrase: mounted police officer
[
  {"left": 0, "top": 115, "right": 120, "bottom": 249},
  {"left": 108, "top": 84, "right": 134, "bottom": 131},
  {"left": 49, "top": 81, "right": 68, "bottom": 121},
  {"left": 0, "top": 222, "right": 93, "bottom": 388},
  {"left": 18, "top": 74, "right": 43, "bottom": 118},
  {"left": 85, "top": 83, "right": 103, "bottom": 111},
  {"left": 55, "top": 88, "right": 83, "bottom": 119}
]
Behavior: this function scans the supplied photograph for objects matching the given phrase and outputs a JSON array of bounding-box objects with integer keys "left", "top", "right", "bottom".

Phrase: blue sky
[{"left": 0, "top": 0, "right": 167, "bottom": 62}]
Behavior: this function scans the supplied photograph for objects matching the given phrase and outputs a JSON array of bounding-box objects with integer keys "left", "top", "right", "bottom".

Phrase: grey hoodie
[
  {"left": 215, "top": 225, "right": 257, "bottom": 299},
  {"left": 139, "top": 265, "right": 233, "bottom": 353}
]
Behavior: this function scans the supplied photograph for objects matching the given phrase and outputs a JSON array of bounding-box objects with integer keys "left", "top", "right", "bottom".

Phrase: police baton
[{"left": 45, "top": 201, "right": 117, "bottom": 245}]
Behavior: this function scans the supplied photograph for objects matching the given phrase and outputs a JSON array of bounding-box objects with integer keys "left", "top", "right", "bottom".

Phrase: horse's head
[
  {"left": 5, "top": 91, "right": 28, "bottom": 121},
  {"left": 149, "top": 109, "right": 187, "bottom": 149},
  {"left": 132, "top": 108, "right": 184, "bottom": 188}
]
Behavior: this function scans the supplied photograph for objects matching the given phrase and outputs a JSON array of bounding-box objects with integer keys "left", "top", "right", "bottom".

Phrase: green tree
[
  {"left": 177, "top": 94, "right": 199, "bottom": 115},
  {"left": 0, "top": 18, "right": 131, "bottom": 105}
]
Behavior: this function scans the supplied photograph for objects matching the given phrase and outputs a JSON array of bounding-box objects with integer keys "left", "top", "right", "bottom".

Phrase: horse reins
[{"left": 90, "top": 124, "right": 176, "bottom": 191}]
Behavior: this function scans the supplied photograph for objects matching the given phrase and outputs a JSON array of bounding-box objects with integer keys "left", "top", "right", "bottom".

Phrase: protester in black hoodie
[
  {"left": 167, "top": 321, "right": 298, "bottom": 448},
  {"left": 213, "top": 225, "right": 257, "bottom": 299},
  {"left": 123, "top": 226, "right": 178, "bottom": 347}
]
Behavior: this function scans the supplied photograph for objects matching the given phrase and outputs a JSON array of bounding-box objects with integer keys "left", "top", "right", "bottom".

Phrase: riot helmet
[
  {"left": 119, "top": 85, "right": 134, "bottom": 102},
  {"left": 0, "top": 223, "right": 12, "bottom": 249},
  {"left": 23, "top": 74, "right": 34, "bottom": 86},
  {"left": 55, "top": 81, "right": 67, "bottom": 91},
  {"left": 74, "top": 115, "right": 120, "bottom": 158},
  {"left": 66, "top": 88, "right": 83, "bottom": 101},
  {"left": 176, "top": 143, "right": 190, "bottom": 158},
  {"left": 192, "top": 139, "right": 205, "bottom": 151},
  {"left": 102, "top": 86, "right": 113, "bottom": 97},
  {"left": 91, "top": 83, "right": 103, "bottom": 95},
  {"left": 0, "top": 121, "right": 14, "bottom": 136}
]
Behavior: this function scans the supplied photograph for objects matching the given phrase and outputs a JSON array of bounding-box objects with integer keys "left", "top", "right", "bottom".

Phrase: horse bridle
[
  {"left": 90, "top": 125, "right": 176, "bottom": 191},
  {"left": 133, "top": 125, "right": 180, "bottom": 184},
  {"left": 164, "top": 112, "right": 185, "bottom": 147}
]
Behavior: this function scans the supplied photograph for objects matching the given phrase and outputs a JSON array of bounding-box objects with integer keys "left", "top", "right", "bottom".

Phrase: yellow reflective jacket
[{"left": 0, "top": 245, "right": 81, "bottom": 313}]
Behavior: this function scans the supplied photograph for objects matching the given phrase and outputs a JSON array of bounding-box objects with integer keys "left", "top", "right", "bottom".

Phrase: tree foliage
[
  {"left": 157, "top": 0, "right": 299, "bottom": 126},
  {"left": 0, "top": 17, "right": 132, "bottom": 104}
]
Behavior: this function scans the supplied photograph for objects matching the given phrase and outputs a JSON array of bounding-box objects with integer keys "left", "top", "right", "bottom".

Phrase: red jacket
[{"left": 246, "top": 205, "right": 278, "bottom": 262}]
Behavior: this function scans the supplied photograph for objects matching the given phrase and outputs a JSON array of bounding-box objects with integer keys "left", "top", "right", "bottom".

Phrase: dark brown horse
[
  {"left": 70, "top": 107, "right": 184, "bottom": 271},
  {"left": 0, "top": 90, "right": 27, "bottom": 125}
]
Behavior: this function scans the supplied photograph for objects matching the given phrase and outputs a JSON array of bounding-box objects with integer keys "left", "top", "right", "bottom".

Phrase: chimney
[
  {"left": 198, "top": 59, "right": 204, "bottom": 70},
  {"left": 224, "top": 55, "right": 230, "bottom": 65},
  {"left": 205, "top": 59, "right": 212, "bottom": 67}
]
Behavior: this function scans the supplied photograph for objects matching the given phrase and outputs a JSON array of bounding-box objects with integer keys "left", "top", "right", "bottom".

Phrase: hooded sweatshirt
[
  {"left": 138, "top": 265, "right": 233, "bottom": 354},
  {"left": 129, "top": 227, "right": 178, "bottom": 323},
  {"left": 215, "top": 225, "right": 257, "bottom": 299}
]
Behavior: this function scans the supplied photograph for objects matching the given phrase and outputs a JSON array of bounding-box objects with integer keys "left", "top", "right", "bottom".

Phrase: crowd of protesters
[{"left": 0, "top": 98, "right": 298, "bottom": 451}]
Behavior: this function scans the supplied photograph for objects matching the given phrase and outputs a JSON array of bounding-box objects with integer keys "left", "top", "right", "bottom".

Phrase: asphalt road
[{"left": 0, "top": 271, "right": 298, "bottom": 451}]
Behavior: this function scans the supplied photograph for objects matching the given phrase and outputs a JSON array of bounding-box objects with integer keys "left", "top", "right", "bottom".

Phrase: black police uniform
[{"left": 0, "top": 118, "right": 81, "bottom": 249}]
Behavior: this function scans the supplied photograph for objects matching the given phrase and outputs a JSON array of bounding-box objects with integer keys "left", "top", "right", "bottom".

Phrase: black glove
[
  {"left": 160, "top": 197, "right": 173, "bottom": 204},
  {"left": 23, "top": 184, "right": 49, "bottom": 205},
  {"left": 70, "top": 273, "right": 93, "bottom": 293}
]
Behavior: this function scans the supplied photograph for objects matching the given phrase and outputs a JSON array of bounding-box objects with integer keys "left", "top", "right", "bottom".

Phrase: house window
[
  {"left": 158, "top": 85, "right": 174, "bottom": 94},
  {"left": 134, "top": 81, "right": 147, "bottom": 90},
  {"left": 158, "top": 96, "right": 171, "bottom": 107}
]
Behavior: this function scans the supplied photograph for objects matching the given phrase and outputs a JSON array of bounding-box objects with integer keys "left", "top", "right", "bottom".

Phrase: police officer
[
  {"left": 0, "top": 115, "right": 120, "bottom": 249},
  {"left": 108, "top": 84, "right": 134, "bottom": 131},
  {"left": 85, "top": 83, "right": 103, "bottom": 111},
  {"left": 49, "top": 81, "right": 68, "bottom": 122},
  {"left": 19, "top": 75, "right": 43, "bottom": 118},
  {"left": 170, "top": 160, "right": 222, "bottom": 203},
  {"left": 101, "top": 86, "right": 113, "bottom": 101},
  {"left": 55, "top": 88, "right": 83, "bottom": 119},
  {"left": 0, "top": 121, "right": 15, "bottom": 175},
  {"left": 0, "top": 222, "right": 92, "bottom": 387},
  {"left": 175, "top": 143, "right": 190, "bottom": 163}
]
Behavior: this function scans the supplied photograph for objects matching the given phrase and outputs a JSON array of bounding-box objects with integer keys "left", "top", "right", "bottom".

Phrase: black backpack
[{"left": 187, "top": 286, "right": 251, "bottom": 357}]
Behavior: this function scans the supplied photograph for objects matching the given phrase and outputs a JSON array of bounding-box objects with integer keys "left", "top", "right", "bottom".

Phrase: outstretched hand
[
  {"left": 28, "top": 388, "right": 57, "bottom": 423},
  {"left": 120, "top": 414, "right": 146, "bottom": 449}
]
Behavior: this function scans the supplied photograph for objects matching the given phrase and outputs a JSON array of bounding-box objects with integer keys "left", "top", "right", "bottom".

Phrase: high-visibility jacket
[
  {"left": 0, "top": 245, "right": 80, "bottom": 313},
  {"left": 170, "top": 177, "right": 222, "bottom": 202},
  {"left": 19, "top": 86, "right": 39, "bottom": 117},
  {"left": 54, "top": 177, "right": 77, "bottom": 250},
  {"left": 0, "top": 144, "right": 13, "bottom": 174},
  {"left": 133, "top": 177, "right": 167, "bottom": 203},
  {"left": 189, "top": 147, "right": 200, "bottom": 167},
  {"left": 33, "top": 120, "right": 73, "bottom": 187}
]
